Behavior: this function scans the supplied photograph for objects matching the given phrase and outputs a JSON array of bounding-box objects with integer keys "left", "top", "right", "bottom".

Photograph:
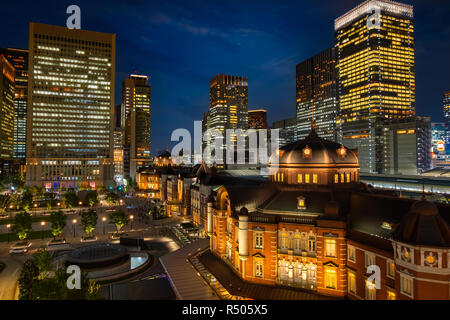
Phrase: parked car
[{"left": 9, "top": 242, "right": 32, "bottom": 254}]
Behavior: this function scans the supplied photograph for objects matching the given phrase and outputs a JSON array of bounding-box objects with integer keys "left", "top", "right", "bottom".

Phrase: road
[
  {"left": 0, "top": 247, "right": 27, "bottom": 300},
  {"left": 0, "top": 211, "right": 186, "bottom": 300}
]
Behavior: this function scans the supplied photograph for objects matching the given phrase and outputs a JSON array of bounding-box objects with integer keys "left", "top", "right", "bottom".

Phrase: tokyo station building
[{"left": 202, "top": 125, "right": 450, "bottom": 300}]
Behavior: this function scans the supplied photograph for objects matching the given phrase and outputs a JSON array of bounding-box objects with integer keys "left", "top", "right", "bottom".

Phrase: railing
[{"left": 280, "top": 216, "right": 314, "bottom": 224}]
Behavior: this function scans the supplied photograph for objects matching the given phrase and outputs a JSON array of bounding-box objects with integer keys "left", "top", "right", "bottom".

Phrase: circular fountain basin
[{"left": 66, "top": 243, "right": 130, "bottom": 269}]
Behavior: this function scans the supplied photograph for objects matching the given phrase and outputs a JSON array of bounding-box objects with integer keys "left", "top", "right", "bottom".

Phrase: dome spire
[{"left": 306, "top": 100, "right": 319, "bottom": 140}]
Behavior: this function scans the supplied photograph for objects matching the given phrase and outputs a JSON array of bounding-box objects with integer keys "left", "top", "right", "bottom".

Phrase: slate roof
[
  {"left": 279, "top": 129, "right": 358, "bottom": 166},
  {"left": 197, "top": 250, "right": 338, "bottom": 300}
]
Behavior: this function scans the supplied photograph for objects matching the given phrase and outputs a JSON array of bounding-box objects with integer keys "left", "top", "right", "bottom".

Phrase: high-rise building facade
[
  {"left": 206, "top": 74, "right": 248, "bottom": 164},
  {"left": 113, "top": 127, "right": 123, "bottom": 182},
  {"left": 248, "top": 109, "right": 267, "bottom": 129},
  {"left": 121, "top": 74, "right": 151, "bottom": 180},
  {"left": 431, "top": 122, "right": 446, "bottom": 154},
  {"left": 296, "top": 48, "right": 339, "bottom": 142},
  {"left": 26, "top": 23, "right": 115, "bottom": 190},
  {"left": 209, "top": 74, "right": 248, "bottom": 133},
  {"left": 380, "top": 116, "right": 431, "bottom": 175},
  {"left": 443, "top": 91, "right": 450, "bottom": 147},
  {"left": 335, "top": 0, "right": 415, "bottom": 173},
  {"left": 0, "top": 54, "right": 15, "bottom": 160},
  {"left": 6, "top": 48, "right": 28, "bottom": 160},
  {"left": 272, "top": 117, "right": 297, "bottom": 148}
]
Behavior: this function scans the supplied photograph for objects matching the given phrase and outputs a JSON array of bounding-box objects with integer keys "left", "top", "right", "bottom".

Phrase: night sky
[{"left": 1, "top": 0, "right": 449, "bottom": 155}]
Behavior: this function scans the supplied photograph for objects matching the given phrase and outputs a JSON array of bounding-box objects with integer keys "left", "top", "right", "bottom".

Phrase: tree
[
  {"left": 105, "top": 191, "right": 119, "bottom": 205},
  {"left": 85, "top": 191, "right": 99, "bottom": 207},
  {"left": 49, "top": 210, "right": 66, "bottom": 239},
  {"left": 18, "top": 259, "right": 39, "bottom": 300},
  {"left": 81, "top": 209, "right": 98, "bottom": 236},
  {"left": 0, "top": 195, "right": 11, "bottom": 215},
  {"left": 32, "top": 247, "right": 53, "bottom": 280},
  {"left": 21, "top": 191, "right": 33, "bottom": 211},
  {"left": 108, "top": 210, "right": 129, "bottom": 232},
  {"left": 125, "top": 177, "right": 137, "bottom": 194},
  {"left": 63, "top": 191, "right": 78, "bottom": 209},
  {"left": 19, "top": 247, "right": 101, "bottom": 300},
  {"left": 43, "top": 192, "right": 55, "bottom": 209},
  {"left": 12, "top": 211, "right": 32, "bottom": 240}
]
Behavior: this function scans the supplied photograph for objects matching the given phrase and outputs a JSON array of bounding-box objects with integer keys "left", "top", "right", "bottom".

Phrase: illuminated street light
[
  {"left": 102, "top": 217, "right": 107, "bottom": 235},
  {"left": 6, "top": 224, "right": 11, "bottom": 243},
  {"left": 57, "top": 202, "right": 61, "bottom": 206},
  {"left": 72, "top": 219, "right": 77, "bottom": 237},
  {"left": 130, "top": 214, "right": 134, "bottom": 230},
  {"left": 40, "top": 221, "right": 46, "bottom": 239}
]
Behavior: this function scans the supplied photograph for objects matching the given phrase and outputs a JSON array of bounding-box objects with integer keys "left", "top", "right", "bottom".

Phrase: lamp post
[
  {"left": 72, "top": 219, "right": 77, "bottom": 238},
  {"left": 6, "top": 224, "right": 11, "bottom": 243},
  {"left": 34, "top": 203, "right": 38, "bottom": 217},
  {"left": 40, "top": 221, "right": 46, "bottom": 239},
  {"left": 102, "top": 217, "right": 106, "bottom": 235},
  {"left": 130, "top": 215, "right": 134, "bottom": 231}
]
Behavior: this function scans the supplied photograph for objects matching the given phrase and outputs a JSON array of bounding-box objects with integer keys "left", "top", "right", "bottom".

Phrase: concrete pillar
[
  {"left": 239, "top": 214, "right": 249, "bottom": 260},
  {"left": 207, "top": 202, "right": 213, "bottom": 236}
]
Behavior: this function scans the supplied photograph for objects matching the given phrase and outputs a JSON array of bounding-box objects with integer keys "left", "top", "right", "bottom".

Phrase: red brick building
[{"left": 205, "top": 126, "right": 450, "bottom": 300}]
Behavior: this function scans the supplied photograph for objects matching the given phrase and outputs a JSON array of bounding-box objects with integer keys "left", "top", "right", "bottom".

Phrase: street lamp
[
  {"left": 40, "top": 221, "right": 46, "bottom": 239},
  {"left": 130, "top": 215, "right": 134, "bottom": 230},
  {"left": 102, "top": 217, "right": 106, "bottom": 235},
  {"left": 57, "top": 202, "right": 61, "bottom": 207},
  {"left": 78, "top": 201, "right": 82, "bottom": 206},
  {"left": 72, "top": 219, "right": 77, "bottom": 237},
  {"left": 6, "top": 224, "right": 11, "bottom": 243}
]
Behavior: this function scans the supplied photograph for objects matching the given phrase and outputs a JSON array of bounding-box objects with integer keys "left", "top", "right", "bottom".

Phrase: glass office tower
[
  {"left": 296, "top": 48, "right": 339, "bottom": 142},
  {"left": 26, "top": 22, "right": 115, "bottom": 190},
  {"left": 121, "top": 74, "right": 151, "bottom": 180},
  {"left": 207, "top": 74, "right": 248, "bottom": 165},
  {"left": 443, "top": 91, "right": 450, "bottom": 148},
  {"left": 0, "top": 54, "right": 15, "bottom": 160},
  {"left": 335, "top": 0, "right": 415, "bottom": 173},
  {"left": 6, "top": 48, "right": 28, "bottom": 160}
]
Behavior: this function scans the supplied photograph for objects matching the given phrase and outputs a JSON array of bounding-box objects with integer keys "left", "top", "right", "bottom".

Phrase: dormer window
[
  {"left": 297, "top": 196, "right": 306, "bottom": 210},
  {"left": 302, "top": 145, "right": 312, "bottom": 159},
  {"left": 337, "top": 145, "right": 347, "bottom": 158},
  {"left": 381, "top": 221, "right": 393, "bottom": 230}
]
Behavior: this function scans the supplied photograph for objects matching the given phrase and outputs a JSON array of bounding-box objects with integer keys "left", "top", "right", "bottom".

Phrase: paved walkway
[{"left": 160, "top": 239, "right": 219, "bottom": 300}]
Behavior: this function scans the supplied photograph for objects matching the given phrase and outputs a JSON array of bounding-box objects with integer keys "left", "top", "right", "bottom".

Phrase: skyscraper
[
  {"left": 6, "top": 48, "right": 28, "bottom": 160},
  {"left": 296, "top": 48, "right": 339, "bottom": 142},
  {"left": 121, "top": 74, "right": 151, "bottom": 180},
  {"left": 272, "top": 117, "right": 297, "bottom": 148},
  {"left": 207, "top": 74, "right": 248, "bottom": 164},
  {"left": 335, "top": 0, "right": 415, "bottom": 173},
  {"left": 431, "top": 122, "right": 446, "bottom": 155},
  {"left": 379, "top": 116, "right": 431, "bottom": 175},
  {"left": 443, "top": 91, "right": 450, "bottom": 147},
  {"left": 26, "top": 22, "right": 115, "bottom": 190},
  {"left": 248, "top": 109, "right": 267, "bottom": 129},
  {"left": 0, "top": 54, "right": 15, "bottom": 160}
]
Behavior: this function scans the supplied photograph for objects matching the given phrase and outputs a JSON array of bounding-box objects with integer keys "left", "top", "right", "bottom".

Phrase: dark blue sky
[{"left": 1, "top": 0, "right": 449, "bottom": 155}]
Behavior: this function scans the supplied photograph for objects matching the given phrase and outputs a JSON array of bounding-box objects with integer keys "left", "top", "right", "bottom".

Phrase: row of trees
[
  {"left": 18, "top": 247, "right": 100, "bottom": 300},
  {"left": 10, "top": 209, "right": 132, "bottom": 241}
]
